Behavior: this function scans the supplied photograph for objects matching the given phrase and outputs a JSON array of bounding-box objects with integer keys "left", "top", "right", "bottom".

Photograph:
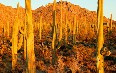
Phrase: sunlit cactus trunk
[
  {"left": 3, "top": 24, "right": 6, "bottom": 38},
  {"left": 24, "top": 15, "right": 27, "bottom": 60},
  {"left": 84, "top": 17, "right": 87, "bottom": 39},
  {"left": 52, "top": 0, "right": 57, "bottom": 65},
  {"left": 6, "top": 21, "right": 9, "bottom": 38},
  {"left": 76, "top": 20, "right": 78, "bottom": 38},
  {"left": 65, "top": 13, "right": 68, "bottom": 42},
  {"left": 25, "top": 0, "right": 36, "bottom": 72},
  {"left": 12, "top": 2, "right": 19, "bottom": 70},
  {"left": 110, "top": 14, "right": 112, "bottom": 31},
  {"left": 73, "top": 15, "right": 76, "bottom": 44},
  {"left": 97, "top": 0, "right": 104, "bottom": 73},
  {"left": 59, "top": 0, "right": 62, "bottom": 41},
  {"left": 39, "top": 16, "right": 42, "bottom": 40}
]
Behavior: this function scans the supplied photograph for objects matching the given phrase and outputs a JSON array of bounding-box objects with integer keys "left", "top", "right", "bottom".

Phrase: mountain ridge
[{"left": 0, "top": 1, "right": 115, "bottom": 29}]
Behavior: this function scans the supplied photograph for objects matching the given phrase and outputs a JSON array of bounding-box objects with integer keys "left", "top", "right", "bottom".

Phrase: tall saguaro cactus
[
  {"left": 59, "top": 0, "right": 62, "bottom": 41},
  {"left": 52, "top": 0, "right": 57, "bottom": 65},
  {"left": 39, "top": 16, "right": 42, "bottom": 40},
  {"left": 73, "top": 15, "right": 76, "bottom": 44},
  {"left": 97, "top": 0, "right": 104, "bottom": 73},
  {"left": 12, "top": 2, "right": 19, "bottom": 70},
  {"left": 25, "top": 0, "right": 36, "bottom": 72},
  {"left": 24, "top": 15, "right": 27, "bottom": 60},
  {"left": 65, "top": 13, "right": 68, "bottom": 42},
  {"left": 110, "top": 14, "right": 112, "bottom": 31},
  {"left": 6, "top": 21, "right": 9, "bottom": 38}
]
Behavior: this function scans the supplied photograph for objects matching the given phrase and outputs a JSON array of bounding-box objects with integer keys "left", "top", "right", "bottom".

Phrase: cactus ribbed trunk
[
  {"left": 52, "top": 0, "right": 57, "bottom": 65},
  {"left": 59, "top": 0, "right": 62, "bottom": 41},
  {"left": 25, "top": 0, "right": 36, "bottom": 72},
  {"left": 12, "top": 2, "right": 19, "bottom": 70},
  {"left": 97, "top": 0, "right": 104, "bottom": 73}
]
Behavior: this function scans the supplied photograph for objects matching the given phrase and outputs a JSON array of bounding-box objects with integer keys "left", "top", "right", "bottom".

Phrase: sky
[{"left": 0, "top": 0, "right": 116, "bottom": 20}]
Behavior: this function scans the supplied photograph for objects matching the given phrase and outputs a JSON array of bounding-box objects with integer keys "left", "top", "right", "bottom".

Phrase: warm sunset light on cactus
[
  {"left": 0, "top": 0, "right": 116, "bottom": 72},
  {"left": 96, "top": 0, "right": 104, "bottom": 73}
]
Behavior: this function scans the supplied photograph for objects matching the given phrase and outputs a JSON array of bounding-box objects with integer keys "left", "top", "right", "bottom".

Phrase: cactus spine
[
  {"left": 52, "top": 0, "right": 57, "bottom": 65},
  {"left": 12, "top": 2, "right": 19, "bottom": 70},
  {"left": 97, "top": 0, "right": 104, "bottom": 73},
  {"left": 59, "top": 0, "right": 62, "bottom": 41},
  {"left": 25, "top": 0, "right": 36, "bottom": 72}
]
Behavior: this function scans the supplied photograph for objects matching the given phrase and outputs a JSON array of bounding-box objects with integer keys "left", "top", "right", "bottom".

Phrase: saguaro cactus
[
  {"left": 97, "top": 0, "right": 104, "bottom": 73},
  {"left": 3, "top": 24, "right": 6, "bottom": 38},
  {"left": 59, "top": 0, "right": 62, "bottom": 41},
  {"left": 12, "top": 2, "right": 19, "bottom": 70},
  {"left": 110, "top": 14, "right": 112, "bottom": 31},
  {"left": 25, "top": 0, "right": 36, "bottom": 72},
  {"left": 73, "top": 15, "right": 76, "bottom": 44},
  {"left": 52, "top": 0, "right": 57, "bottom": 65},
  {"left": 39, "top": 16, "right": 42, "bottom": 40},
  {"left": 24, "top": 15, "right": 27, "bottom": 60},
  {"left": 6, "top": 21, "right": 9, "bottom": 38},
  {"left": 65, "top": 13, "right": 68, "bottom": 42}
]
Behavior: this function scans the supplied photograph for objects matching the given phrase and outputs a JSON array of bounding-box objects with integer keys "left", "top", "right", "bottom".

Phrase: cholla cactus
[
  {"left": 96, "top": 0, "right": 104, "bottom": 73},
  {"left": 25, "top": 0, "right": 36, "bottom": 72}
]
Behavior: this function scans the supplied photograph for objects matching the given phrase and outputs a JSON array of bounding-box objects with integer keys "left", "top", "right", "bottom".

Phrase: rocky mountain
[{"left": 0, "top": 1, "right": 114, "bottom": 30}]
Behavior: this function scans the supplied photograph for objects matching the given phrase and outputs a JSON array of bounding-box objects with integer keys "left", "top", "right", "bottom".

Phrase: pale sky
[{"left": 0, "top": 0, "right": 116, "bottom": 20}]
